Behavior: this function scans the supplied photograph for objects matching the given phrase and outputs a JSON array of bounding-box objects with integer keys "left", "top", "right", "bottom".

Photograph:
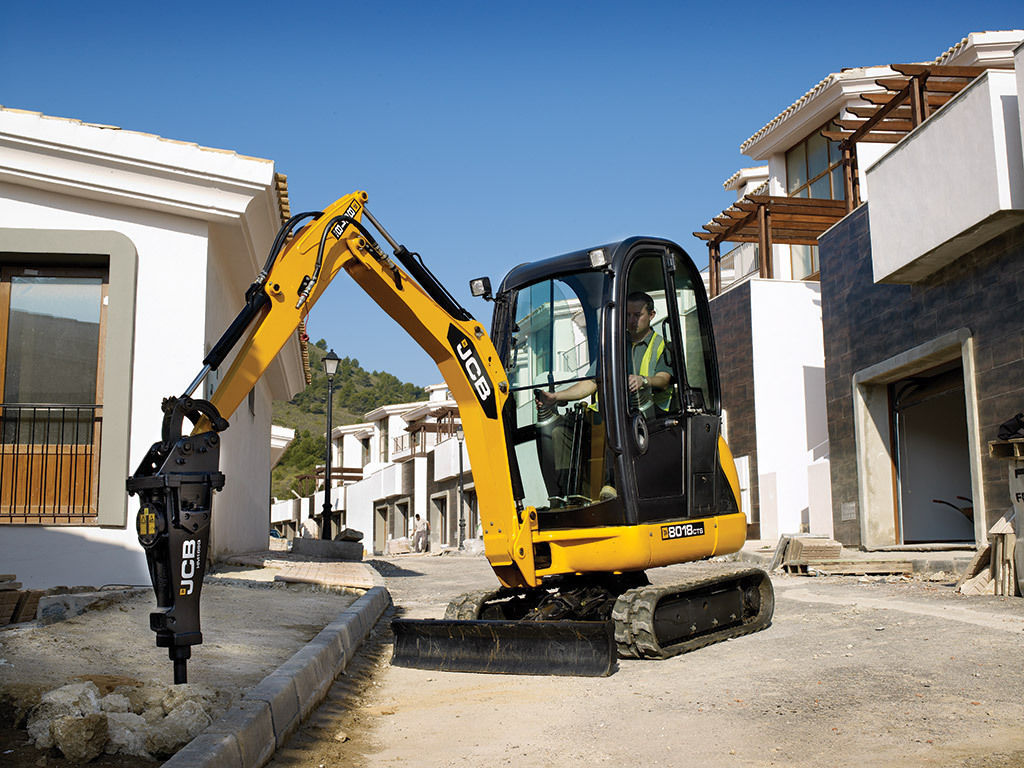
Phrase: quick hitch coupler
[{"left": 126, "top": 396, "right": 227, "bottom": 684}]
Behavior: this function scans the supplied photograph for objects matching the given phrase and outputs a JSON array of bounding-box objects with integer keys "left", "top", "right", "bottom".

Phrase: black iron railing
[{"left": 0, "top": 403, "right": 102, "bottom": 520}]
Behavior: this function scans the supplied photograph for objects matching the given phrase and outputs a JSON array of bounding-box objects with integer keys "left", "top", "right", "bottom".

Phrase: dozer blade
[{"left": 391, "top": 618, "right": 617, "bottom": 677}]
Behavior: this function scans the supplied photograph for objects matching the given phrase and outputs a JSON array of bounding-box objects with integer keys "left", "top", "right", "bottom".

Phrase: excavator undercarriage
[{"left": 391, "top": 565, "right": 773, "bottom": 676}]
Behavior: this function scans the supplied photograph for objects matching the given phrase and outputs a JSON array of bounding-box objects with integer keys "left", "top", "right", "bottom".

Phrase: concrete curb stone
[
  {"left": 162, "top": 585, "right": 391, "bottom": 768},
  {"left": 244, "top": 671, "right": 301, "bottom": 749},
  {"left": 203, "top": 700, "right": 274, "bottom": 768},
  {"left": 165, "top": 731, "right": 243, "bottom": 768}
]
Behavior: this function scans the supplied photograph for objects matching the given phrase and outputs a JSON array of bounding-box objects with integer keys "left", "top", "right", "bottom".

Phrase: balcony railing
[{"left": 0, "top": 403, "right": 102, "bottom": 523}]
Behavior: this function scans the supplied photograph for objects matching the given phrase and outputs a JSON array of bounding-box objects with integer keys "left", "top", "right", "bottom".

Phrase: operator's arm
[
  {"left": 627, "top": 371, "right": 670, "bottom": 393},
  {"left": 536, "top": 379, "right": 597, "bottom": 407}
]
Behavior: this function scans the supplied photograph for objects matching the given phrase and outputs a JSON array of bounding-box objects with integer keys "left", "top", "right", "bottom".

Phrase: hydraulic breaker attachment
[
  {"left": 126, "top": 396, "right": 228, "bottom": 684},
  {"left": 390, "top": 618, "right": 617, "bottom": 677}
]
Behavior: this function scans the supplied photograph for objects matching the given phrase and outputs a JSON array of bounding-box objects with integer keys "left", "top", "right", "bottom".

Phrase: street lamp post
[
  {"left": 457, "top": 432, "right": 466, "bottom": 548},
  {"left": 321, "top": 349, "right": 341, "bottom": 540}
]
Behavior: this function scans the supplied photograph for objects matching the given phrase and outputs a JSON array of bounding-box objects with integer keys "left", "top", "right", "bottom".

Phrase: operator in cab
[{"left": 625, "top": 291, "right": 672, "bottom": 419}]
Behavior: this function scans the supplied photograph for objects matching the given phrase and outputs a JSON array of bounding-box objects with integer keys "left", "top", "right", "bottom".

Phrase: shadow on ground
[{"left": 364, "top": 560, "right": 424, "bottom": 578}]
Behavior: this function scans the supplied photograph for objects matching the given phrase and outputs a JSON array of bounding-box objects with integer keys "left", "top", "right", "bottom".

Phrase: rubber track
[
  {"left": 444, "top": 590, "right": 501, "bottom": 620},
  {"left": 612, "top": 566, "right": 774, "bottom": 659}
]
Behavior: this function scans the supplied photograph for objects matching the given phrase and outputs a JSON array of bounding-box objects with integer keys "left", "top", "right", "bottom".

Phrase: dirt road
[{"left": 271, "top": 553, "right": 1024, "bottom": 768}]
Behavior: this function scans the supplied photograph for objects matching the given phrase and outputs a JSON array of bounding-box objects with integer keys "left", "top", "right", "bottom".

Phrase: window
[
  {"left": 785, "top": 120, "right": 845, "bottom": 280},
  {"left": 0, "top": 265, "right": 108, "bottom": 524},
  {"left": 504, "top": 271, "right": 607, "bottom": 511}
]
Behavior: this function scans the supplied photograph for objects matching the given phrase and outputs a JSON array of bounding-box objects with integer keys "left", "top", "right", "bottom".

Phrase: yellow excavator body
[{"left": 128, "top": 192, "right": 773, "bottom": 682}]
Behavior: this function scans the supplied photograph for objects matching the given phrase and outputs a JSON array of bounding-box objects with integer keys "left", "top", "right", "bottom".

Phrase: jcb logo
[
  {"left": 180, "top": 539, "right": 198, "bottom": 596},
  {"left": 457, "top": 340, "right": 492, "bottom": 401},
  {"left": 447, "top": 326, "right": 497, "bottom": 419}
]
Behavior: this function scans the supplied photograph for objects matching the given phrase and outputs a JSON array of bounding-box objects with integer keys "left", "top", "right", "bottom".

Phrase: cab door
[
  {"left": 622, "top": 250, "right": 684, "bottom": 521},
  {"left": 622, "top": 247, "right": 721, "bottom": 522}
]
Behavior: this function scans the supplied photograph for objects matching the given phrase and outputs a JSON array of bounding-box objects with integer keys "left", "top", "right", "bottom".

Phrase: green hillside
[{"left": 270, "top": 340, "right": 427, "bottom": 499}]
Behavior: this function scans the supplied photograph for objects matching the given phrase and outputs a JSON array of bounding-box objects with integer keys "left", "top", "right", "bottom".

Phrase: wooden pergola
[
  {"left": 694, "top": 194, "right": 847, "bottom": 297},
  {"left": 823, "top": 63, "right": 1011, "bottom": 210}
]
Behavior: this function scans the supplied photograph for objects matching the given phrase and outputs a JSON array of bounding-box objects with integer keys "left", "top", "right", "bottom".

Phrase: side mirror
[{"left": 469, "top": 276, "right": 492, "bottom": 301}]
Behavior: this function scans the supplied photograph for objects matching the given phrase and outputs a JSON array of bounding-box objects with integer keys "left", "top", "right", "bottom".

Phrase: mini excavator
[{"left": 126, "top": 191, "right": 773, "bottom": 683}]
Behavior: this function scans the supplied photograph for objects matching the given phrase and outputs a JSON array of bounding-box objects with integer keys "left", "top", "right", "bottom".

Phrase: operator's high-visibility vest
[
  {"left": 586, "top": 332, "right": 671, "bottom": 413},
  {"left": 637, "top": 333, "right": 672, "bottom": 412}
]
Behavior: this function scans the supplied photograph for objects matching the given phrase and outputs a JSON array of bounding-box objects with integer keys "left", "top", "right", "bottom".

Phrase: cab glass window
[{"left": 503, "top": 272, "right": 608, "bottom": 513}]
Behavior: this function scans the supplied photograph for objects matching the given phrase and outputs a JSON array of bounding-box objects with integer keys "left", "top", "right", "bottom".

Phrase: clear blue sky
[{"left": 3, "top": 2, "right": 1020, "bottom": 387}]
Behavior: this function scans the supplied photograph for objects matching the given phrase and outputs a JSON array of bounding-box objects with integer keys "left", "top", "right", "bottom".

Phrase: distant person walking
[{"left": 413, "top": 514, "right": 429, "bottom": 553}]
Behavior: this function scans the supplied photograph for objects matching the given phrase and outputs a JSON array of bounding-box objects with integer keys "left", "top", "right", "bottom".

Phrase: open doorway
[
  {"left": 430, "top": 493, "right": 448, "bottom": 549},
  {"left": 394, "top": 500, "right": 410, "bottom": 541},
  {"left": 374, "top": 505, "right": 387, "bottom": 554},
  {"left": 890, "top": 363, "right": 974, "bottom": 544}
]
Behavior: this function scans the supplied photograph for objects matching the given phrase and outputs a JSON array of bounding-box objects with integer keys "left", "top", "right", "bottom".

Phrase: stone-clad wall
[
  {"left": 709, "top": 282, "right": 759, "bottom": 537},
  {"left": 819, "top": 204, "right": 1024, "bottom": 546}
]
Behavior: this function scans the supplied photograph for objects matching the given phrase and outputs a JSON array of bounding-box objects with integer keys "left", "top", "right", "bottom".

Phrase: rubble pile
[{"left": 25, "top": 679, "right": 231, "bottom": 762}]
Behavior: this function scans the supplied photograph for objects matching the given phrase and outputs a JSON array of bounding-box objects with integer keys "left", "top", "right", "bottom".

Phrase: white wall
[
  {"left": 204, "top": 240, "right": 275, "bottom": 557},
  {"left": 749, "top": 279, "right": 829, "bottom": 541},
  {"left": 414, "top": 456, "right": 428, "bottom": 524},
  {"left": 0, "top": 187, "right": 209, "bottom": 587},
  {"left": 434, "top": 436, "right": 468, "bottom": 481},
  {"left": 343, "top": 471, "right": 382, "bottom": 549},
  {"left": 867, "top": 71, "right": 1024, "bottom": 283}
]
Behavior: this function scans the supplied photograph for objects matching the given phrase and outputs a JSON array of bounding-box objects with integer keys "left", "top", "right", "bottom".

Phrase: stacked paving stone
[{"left": 0, "top": 574, "right": 46, "bottom": 626}]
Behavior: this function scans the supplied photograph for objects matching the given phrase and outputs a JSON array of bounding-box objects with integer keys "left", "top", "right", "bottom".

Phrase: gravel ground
[{"left": 271, "top": 553, "right": 1024, "bottom": 768}]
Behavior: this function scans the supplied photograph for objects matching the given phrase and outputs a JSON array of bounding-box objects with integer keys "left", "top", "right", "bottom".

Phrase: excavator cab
[
  {"left": 493, "top": 237, "right": 735, "bottom": 537},
  {"left": 393, "top": 238, "right": 771, "bottom": 675}
]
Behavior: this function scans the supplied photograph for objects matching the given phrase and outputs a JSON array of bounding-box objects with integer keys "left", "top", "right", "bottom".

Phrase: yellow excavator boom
[{"left": 203, "top": 192, "right": 535, "bottom": 586}]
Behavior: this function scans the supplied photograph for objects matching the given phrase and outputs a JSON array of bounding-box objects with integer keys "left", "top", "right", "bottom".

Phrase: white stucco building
[
  {"left": 0, "top": 107, "right": 306, "bottom": 587},
  {"left": 698, "top": 30, "right": 1023, "bottom": 543}
]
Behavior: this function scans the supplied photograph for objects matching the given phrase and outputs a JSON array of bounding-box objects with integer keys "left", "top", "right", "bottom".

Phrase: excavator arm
[{"left": 127, "top": 192, "right": 542, "bottom": 682}]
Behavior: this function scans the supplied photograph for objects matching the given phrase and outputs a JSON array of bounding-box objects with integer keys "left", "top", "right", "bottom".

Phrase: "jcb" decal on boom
[{"left": 447, "top": 326, "right": 498, "bottom": 420}]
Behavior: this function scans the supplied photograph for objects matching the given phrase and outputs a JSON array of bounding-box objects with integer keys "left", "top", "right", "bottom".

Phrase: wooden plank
[
  {"left": 921, "top": 80, "right": 975, "bottom": 93},
  {"left": 709, "top": 241, "right": 721, "bottom": 298},
  {"left": 746, "top": 195, "right": 846, "bottom": 209},
  {"left": 768, "top": 535, "right": 792, "bottom": 571},
  {"left": 704, "top": 234, "right": 758, "bottom": 244},
  {"left": 746, "top": 203, "right": 845, "bottom": 218},
  {"left": 771, "top": 229, "right": 832, "bottom": 241},
  {"left": 824, "top": 131, "right": 903, "bottom": 144},
  {"left": 769, "top": 212, "right": 849, "bottom": 226},
  {"left": 926, "top": 93, "right": 953, "bottom": 107},
  {"left": 877, "top": 77, "right": 970, "bottom": 95},
  {"left": 909, "top": 77, "right": 926, "bottom": 125},
  {"left": 11, "top": 589, "right": 44, "bottom": 623},
  {"left": 890, "top": 63, "right": 1004, "bottom": 78},
  {"left": 0, "top": 581, "right": 23, "bottom": 591},
  {"left": 860, "top": 93, "right": 898, "bottom": 105},
  {"left": 875, "top": 77, "right": 911, "bottom": 91},
  {"left": 772, "top": 236, "right": 832, "bottom": 246},
  {"left": 757, "top": 203, "right": 771, "bottom": 278},
  {"left": 836, "top": 118, "right": 914, "bottom": 132},
  {"left": 848, "top": 104, "right": 912, "bottom": 118},
  {"left": 785, "top": 560, "right": 913, "bottom": 575},
  {"left": 0, "top": 574, "right": 17, "bottom": 582},
  {"left": 0, "top": 591, "right": 19, "bottom": 626}
]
